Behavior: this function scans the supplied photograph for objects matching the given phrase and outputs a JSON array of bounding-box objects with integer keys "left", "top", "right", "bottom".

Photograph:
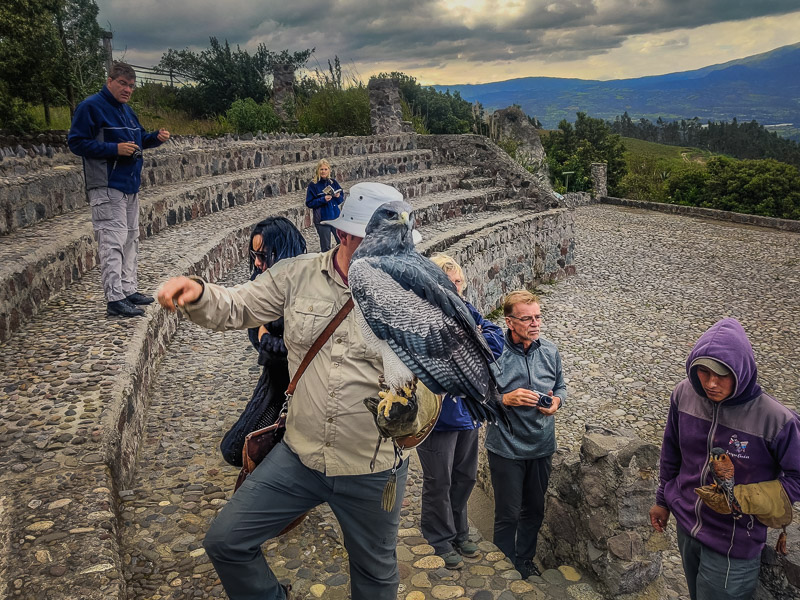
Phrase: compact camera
[
  {"left": 537, "top": 394, "right": 553, "bottom": 409},
  {"left": 130, "top": 148, "right": 143, "bottom": 161}
]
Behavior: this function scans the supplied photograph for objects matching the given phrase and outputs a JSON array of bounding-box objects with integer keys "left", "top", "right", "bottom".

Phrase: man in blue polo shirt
[{"left": 69, "top": 62, "right": 170, "bottom": 317}]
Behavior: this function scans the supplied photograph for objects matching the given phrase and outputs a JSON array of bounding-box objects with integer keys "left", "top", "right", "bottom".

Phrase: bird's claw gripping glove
[{"left": 696, "top": 480, "right": 792, "bottom": 529}]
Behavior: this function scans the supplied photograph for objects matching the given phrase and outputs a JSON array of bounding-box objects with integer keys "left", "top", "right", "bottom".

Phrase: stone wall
[
  {"left": 601, "top": 196, "right": 800, "bottom": 233},
  {"left": 0, "top": 134, "right": 416, "bottom": 235},
  {"left": 418, "top": 134, "right": 563, "bottom": 212}
]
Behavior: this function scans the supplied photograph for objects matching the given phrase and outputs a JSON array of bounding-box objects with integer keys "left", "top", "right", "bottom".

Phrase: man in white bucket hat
[
  {"left": 157, "top": 182, "right": 420, "bottom": 600},
  {"left": 322, "top": 181, "right": 423, "bottom": 244}
]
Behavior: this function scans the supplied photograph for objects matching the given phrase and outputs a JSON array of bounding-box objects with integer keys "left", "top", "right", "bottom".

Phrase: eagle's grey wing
[{"left": 350, "top": 255, "right": 490, "bottom": 404}]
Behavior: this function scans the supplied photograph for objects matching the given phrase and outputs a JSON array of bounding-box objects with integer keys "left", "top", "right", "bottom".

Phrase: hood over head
[{"left": 686, "top": 318, "right": 761, "bottom": 403}]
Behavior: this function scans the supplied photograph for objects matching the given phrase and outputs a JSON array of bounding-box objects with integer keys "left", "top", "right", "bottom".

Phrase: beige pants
[{"left": 88, "top": 188, "right": 139, "bottom": 302}]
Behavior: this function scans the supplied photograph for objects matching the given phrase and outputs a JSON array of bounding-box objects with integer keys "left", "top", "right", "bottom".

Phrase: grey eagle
[{"left": 349, "top": 200, "right": 505, "bottom": 426}]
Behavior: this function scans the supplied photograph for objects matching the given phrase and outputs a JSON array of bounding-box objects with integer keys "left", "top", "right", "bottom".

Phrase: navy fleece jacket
[{"left": 68, "top": 86, "right": 163, "bottom": 194}]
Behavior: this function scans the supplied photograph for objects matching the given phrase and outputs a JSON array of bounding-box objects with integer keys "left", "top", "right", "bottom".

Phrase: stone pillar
[
  {"left": 272, "top": 64, "right": 296, "bottom": 123},
  {"left": 538, "top": 427, "right": 664, "bottom": 596},
  {"left": 591, "top": 162, "right": 608, "bottom": 198},
  {"left": 368, "top": 78, "right": 410, "bottom": 135}
]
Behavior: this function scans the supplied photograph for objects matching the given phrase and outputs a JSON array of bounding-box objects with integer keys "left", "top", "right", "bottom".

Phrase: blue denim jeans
[
  {"left": 676, "top": 524, "right": 761, "bottom": 600},
  {"left": 203, "top": 442, "right": 408, "bottom": 600}
]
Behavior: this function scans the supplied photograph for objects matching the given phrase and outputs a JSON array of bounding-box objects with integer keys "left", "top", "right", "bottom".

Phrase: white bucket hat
[{"left": 322, "top": 182, "right": 422, "bottom": 243}]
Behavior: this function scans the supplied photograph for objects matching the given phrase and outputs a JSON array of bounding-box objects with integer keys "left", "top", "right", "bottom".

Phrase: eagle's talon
[{"left": 377, "top": 390, "right": 410, "bottom": 417}]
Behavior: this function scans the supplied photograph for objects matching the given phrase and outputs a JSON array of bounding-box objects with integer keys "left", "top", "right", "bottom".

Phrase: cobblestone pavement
[
  {"left": 121, "top": 204, "right": 800, "bottom": 599},
  {"left": 544, "top": 205, "right": 800, "bottom": 600}
]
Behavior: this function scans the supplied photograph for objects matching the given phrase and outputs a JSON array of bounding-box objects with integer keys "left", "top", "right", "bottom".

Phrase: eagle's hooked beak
[{"left": 400, "top": 211, "right": 409, "bottom": 224}]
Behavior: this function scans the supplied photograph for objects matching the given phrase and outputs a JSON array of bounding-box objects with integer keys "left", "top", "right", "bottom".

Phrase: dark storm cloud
[{"left": 96, "top": 0, "right": 799, "bottom": 67}]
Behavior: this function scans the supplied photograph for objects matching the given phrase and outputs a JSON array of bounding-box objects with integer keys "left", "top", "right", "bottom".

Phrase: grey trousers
[
  {"left": 416, "top": 428, "right": 479, "bottom": 554},
  {"left": 203, "top": 442, "right": 408, "bottom": 600},
  {"left": 676, "top": 525, "right": 761, "bottom": 600},
  {"left": 89, "top": 188, "right": 139, "bottom": 302},
  {"left": 314, "top": 224, "right": 340, "bottom": 252}
]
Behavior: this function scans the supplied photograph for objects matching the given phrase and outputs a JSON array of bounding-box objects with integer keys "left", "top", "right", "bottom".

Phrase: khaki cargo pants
[{"left": 88, "top": 188, "right": 140, "bottom": 302}]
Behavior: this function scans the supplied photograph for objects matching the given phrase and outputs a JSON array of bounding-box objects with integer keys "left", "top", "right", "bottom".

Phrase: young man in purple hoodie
[{"left": 649, "top": 318, "right": 800, "bottom": 600}]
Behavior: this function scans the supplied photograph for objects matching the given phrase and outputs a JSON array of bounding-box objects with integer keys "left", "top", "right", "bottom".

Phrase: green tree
[
  {"left": 161, "top": 39, "right": 312, "bottom": 117},
  {"left": 0, "top": 0, "right": 62, "bottom": 128},
  {"left": 543, "top": 112, "right": 627, "bottom": 194},
  {"left": 54, "top": 0, "right": 107, "bottom": 113}
]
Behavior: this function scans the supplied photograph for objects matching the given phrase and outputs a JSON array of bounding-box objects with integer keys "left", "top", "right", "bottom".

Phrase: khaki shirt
[{"left": 182, "top": 249, "right": 395, "bottom": 475}]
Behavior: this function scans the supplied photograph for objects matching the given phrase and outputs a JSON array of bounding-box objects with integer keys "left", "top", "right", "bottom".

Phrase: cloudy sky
[{"left": 96, "top": 0, "right": 800, "bottom": 85}]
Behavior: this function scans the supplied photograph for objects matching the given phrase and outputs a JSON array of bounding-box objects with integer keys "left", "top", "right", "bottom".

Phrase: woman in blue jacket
[
  {"left": 305, "top": 159, "right": 343, "bottom": 252},
  {"left": 416, "top": 254, "right": 505, "bottom": 570}
]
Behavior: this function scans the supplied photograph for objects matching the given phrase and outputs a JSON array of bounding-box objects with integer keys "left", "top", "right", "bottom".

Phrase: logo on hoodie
[{"left": 728, "top": 434, "right": 750, "bottom": 458}]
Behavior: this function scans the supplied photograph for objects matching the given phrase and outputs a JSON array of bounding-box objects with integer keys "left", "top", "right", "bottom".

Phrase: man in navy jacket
[{"left": 68, "top": 62, "right": 170, "bottom": 317}]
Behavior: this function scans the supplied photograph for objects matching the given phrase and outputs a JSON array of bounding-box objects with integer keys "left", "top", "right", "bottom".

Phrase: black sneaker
[
  {"left": 126, "top": 292, "right": 154, "bottom": 305},
  {"left": 517, "top": 559, "right": 541, "bottom": 579},
  {"left": 107, "top": 299, "right": 145, "bottom": 317}
]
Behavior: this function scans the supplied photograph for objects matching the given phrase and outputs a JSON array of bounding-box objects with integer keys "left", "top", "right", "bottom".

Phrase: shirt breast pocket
[{"left": 285, "top": 296, "right": 334, "bottom": 347}]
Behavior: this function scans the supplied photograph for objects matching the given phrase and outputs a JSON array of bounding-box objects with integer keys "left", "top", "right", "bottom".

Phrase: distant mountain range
[{"left": 435, "top": 43, "right": 800, "bottom": 137}]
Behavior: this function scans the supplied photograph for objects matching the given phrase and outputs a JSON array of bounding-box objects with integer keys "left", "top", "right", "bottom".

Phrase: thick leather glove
[
  {"left": 695, "top": 485, "right": 732, "bottom": 514},
  {"left": 696, "top": 480, "right": 792, "bottom": 529},
  {"left": 734, "top": 480, "right": 793, "bottom": 529}
]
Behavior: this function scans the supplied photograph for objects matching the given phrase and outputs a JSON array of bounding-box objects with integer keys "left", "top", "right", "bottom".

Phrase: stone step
[
  {"left": 0, "top": 151, "right": 449, "bottom": 343},
  {"left": 0, "top": 134, "right": 417, "bottom": 236},
  {"left": 458, "top": 176, "right": 496, "bottom": 190}
]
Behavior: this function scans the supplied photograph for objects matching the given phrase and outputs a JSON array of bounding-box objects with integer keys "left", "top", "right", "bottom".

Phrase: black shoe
[
  {"left": 280, "top": 583, "right": 292, "bottom": 599},
  {"left": 126, "top": 292, "right": 154, "bottom": 305},
  {"left": 517, "top": 559, "right": 541, "bottom": 579},
  {"left": 107, "top": 299, "right": 145, "bottom": 317}
]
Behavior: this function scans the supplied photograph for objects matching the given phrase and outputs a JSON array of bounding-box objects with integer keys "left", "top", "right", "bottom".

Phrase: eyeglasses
[
  {"left": 507, "top": 314, "right": 542, "bottom": 323},
  {"left": 250, "top": 249, "right": 271, "bottom": 262},
  {"left": 112, "top": 79, "right": 136, "bottom": 90}
]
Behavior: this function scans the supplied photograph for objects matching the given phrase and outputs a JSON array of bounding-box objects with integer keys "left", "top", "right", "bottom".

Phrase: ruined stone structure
[
  {"left": 488, "top": 105, "right": 550, "bottom": 189},
  {"left": 272, "top": 63, "right": 296, "bottom": 123},
  {"left": 591, "top": 162, "right": 608, "bottom": 198},
  {"left": 368, "top": 77, "right": 412, "bottom": 135}
]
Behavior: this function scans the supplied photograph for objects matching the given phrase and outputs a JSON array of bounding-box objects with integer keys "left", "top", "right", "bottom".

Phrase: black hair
[{"left": 248, "top": 216, "right": 307, "bottom": 276}]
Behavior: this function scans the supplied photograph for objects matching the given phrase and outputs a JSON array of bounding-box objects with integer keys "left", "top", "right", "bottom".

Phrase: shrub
[{"left": 225, "top": 98, "right": 280, "bottom": 134}]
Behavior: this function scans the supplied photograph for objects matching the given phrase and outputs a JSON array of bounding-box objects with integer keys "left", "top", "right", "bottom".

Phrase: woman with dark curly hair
[{"left": 220, "top": 216, "right": 307, "bottom": 466}]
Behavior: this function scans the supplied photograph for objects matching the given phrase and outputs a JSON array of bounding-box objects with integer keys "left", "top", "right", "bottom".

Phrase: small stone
[
  {"left": 35, "top": 550, "right": 52, "bottom": 563},
  {"left": 510, "top": 580, "right": 534, "bottom": 593},
  {"left": 49, "top": 565, "right": 68, "bottom": 577},
  {"left": 398, "top": 527, "right": 421, "bottom": 537},
  {"left": 414, "top": 555, "right": 445, "bottom": 569},
  {"left": 310, "top": 584, "right": 326, "bottom": 597},
  {"left": 411, "top": 543, "right": 435, "bottom": 555},
  {"left": 47, "top": 499, "right": 72, "bottom": 510},
  {"left": 28, "top": 499, "right": 43, "bottom": 509},
  {"left": 485, "top": 551, "right": 505, "bottom": 562},
  {"left": 431, "top": 584, "right": 464, "bottom": 599},
  {"left": 411, "top": 572, "right": 431, "bottom": 588},
  {"left": 406, "top": 592, "right": 426, "bottom": 600},
  {"left": 26, "top": 520, "right": 55, "bottom": 532},
  {"left": 558, "top": 565, "right": 582, "bottom": 582}
]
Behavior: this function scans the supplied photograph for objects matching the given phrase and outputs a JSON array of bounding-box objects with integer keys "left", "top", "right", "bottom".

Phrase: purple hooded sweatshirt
[{"left": 655, "top": 318, "right": 800, "bottom": 560}]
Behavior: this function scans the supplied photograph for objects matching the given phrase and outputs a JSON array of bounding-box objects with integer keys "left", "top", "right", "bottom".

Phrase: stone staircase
[{"left": 0, "top": 132, "right": 574, "bottom": 600}]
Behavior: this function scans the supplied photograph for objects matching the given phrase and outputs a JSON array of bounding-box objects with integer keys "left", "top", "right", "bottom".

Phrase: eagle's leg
[{"left": 377, "top": 381, "right": 416, "bottom": 418}]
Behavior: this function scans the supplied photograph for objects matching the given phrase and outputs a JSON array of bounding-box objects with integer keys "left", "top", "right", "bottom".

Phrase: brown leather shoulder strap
[{"left": 286, "top": 297, "right": 354, "bottom": 397}]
